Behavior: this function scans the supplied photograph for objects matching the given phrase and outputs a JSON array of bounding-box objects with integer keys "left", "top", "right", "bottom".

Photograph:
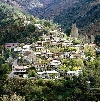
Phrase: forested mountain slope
[
  {"left": 0, "top": 1, "right": 57, "bottom": 44},
  {"left": 1, "top": 0, "right": 78, "bottom": 19},
  {"left": 53, "top": 0, "right": 100, "bottom": 35},
  {"left": 38, "top": 0, "right": 78, "bottom": 20},
  {"left": 3, "top": 0, "right": 100, "bottom": 36}
]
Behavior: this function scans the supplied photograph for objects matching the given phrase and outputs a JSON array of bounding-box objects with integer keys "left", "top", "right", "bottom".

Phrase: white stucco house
[
  {"left": 50, "top": 60, "right": 61, "bottom": 68},
  {"left": 22, "top": 45, "right": 31, "bottom": 54},
  {"left": 65, "top": 70, "right": 82, "bottom": 79},
  {"left": 37, "top": 70, "right": 60, "bottom": 79}
]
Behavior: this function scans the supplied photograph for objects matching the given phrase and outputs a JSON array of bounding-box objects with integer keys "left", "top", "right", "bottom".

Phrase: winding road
[
  {"left": 8, "top": 59, "right": 18, "bottom": 77},
  {"left": 13, "top": 59, "right": 18, "bottom": 66}
]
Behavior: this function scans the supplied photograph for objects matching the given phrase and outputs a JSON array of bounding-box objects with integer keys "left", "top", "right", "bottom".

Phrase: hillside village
[
  {"left": 1, "top": 0, "right": 100, "bottom": 101},
  {"left": 4, "top": 23, "right": 96, "bottom": 80}
]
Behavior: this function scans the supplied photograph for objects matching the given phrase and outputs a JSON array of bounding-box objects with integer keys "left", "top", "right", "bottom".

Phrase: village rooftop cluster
[{"left": 4, "top": 23, "right": 96, "bottom": 80}]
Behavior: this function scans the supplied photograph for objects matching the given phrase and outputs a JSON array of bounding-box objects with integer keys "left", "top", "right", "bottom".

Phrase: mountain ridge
[
  {"left": 1, "top": 0, "right": 78, "bottom": 19},
  {"left": 1, "top": 0, "right": 100, "bottom": 36}
]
